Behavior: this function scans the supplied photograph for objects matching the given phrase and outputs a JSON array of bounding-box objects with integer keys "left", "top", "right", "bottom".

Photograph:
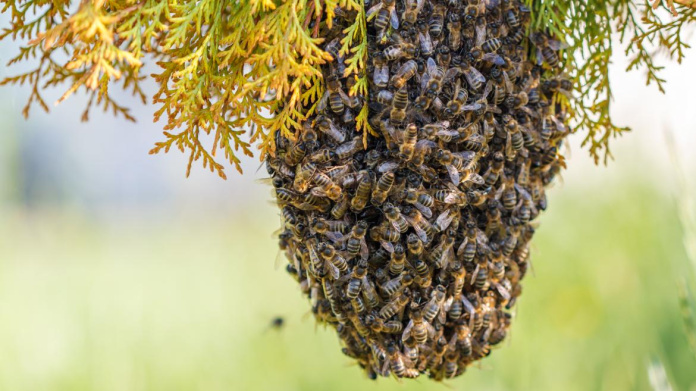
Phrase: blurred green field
[{"left": 0, "top": 179, "right": 694, "bottom": 391}]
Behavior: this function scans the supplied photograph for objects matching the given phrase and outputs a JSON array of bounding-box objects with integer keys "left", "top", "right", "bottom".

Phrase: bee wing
[
  {"left": 317, "top": 90, "right": 329, "bottom": 113},
  {"left": 419, "top": 70, "right": 431, "bottom": 91},
  {"left": 439, "top": 246, "right": 454, "bottom": 270},
  {"left": 444, "top": 67, "right": 462, "bottom": 84},
  {"left": 487, "top": 105, "right": 502, "bottom": 114},
  {"left": 547, "top": 38, "right": 569, "bottom": 50},
  {"left": 402, "top": 319, "right": 414, "bottom": 342},
  {"left": 483, "top": 53, "right": 505, "bottom": 65},
  {"left": 445, "top": 165, "right": 460, "bottom": 185},
  {"left": 381, "top": 240, "right": 395, "bottom": 253},
  {"left": 482, "top": 80, "right": 493, "bottom": 100},
  {"left": 404, "top": 215, "right": 429, "bottom": 243},
  {"left": 378, "top": 160, "right": 399, "bottom": 173},
  {"left": 461, "top": 294, "right": 475, "bottom": 314},
  {"left": 325, "top": 259, "right": 340, "bottom": 280},
  {"left": 360, "top": 238, "right": 369, "bottom": 261},
  {"left": 503, "top": 71, "right": 514, "bottom": 93},
  {"left": 436, "top": 209, "right": 454, "bottom": 231},
  {"left": 338, "top": 89, "right": 357, "bottom": 108},
  {"left": 519, "top": 106, "right": 539, "bottom": 118},
  {"left": 414, "top": 202, "right": 433, "bottom": 219},
  {"left": 437, "top": 303, "right": 447, "bottom": 324},
  {"left": 426, "top": 57, "right": 438, "bottom": 75},
  {"left": 324, "top": 231, "right": 345, "bottom": 243},
  {"left": 465, "top": 173, "right": 485, "bottom": 187},
  {"left": 464, "top": 68, "right": 486, "bottom": 90},
  {"left": 493, "top": 281, "right": 511, "bottom": 301},
  {"left": 475, "top": 26, "right": 486, "bottom": 47},
  {"left": 390, "top": 8, "right": 399, "bottom": 29},
  {"left": 366, "top": 2, "right": 384, "bottom": 20}
]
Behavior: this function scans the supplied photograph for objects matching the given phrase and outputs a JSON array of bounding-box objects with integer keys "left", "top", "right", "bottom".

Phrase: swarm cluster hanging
[{"left": 267, "top": 0, "right": 570, "bottom": 380}]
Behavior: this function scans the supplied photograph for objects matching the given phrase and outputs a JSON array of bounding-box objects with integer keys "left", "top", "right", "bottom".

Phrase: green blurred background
[{"left": 1, "top": 27, "right": 696, "bottom": 391}]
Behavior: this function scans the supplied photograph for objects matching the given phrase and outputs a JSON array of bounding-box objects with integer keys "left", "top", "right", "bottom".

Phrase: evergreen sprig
[
  {"left": 0, "top": 0, "right": 694, "bottom": 175},
  {"left": 528, "top": 0, "right": 695, "bottom": 164}
]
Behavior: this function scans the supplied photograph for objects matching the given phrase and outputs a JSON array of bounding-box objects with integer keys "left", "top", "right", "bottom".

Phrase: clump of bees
[{"left": 267, "top": 0, "right": 569, "bottom": 381}]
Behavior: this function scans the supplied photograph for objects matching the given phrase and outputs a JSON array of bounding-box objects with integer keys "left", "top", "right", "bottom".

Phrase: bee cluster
[{"left": 267, "top": 0, "right": 570, "bottom": 380}]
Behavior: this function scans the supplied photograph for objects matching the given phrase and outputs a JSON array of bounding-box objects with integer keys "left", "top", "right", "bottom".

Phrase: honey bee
[
  {"left": 421, "top": 57, "right": 445, "bottom": 97},
  {"left": 312, "top": 172, "right": 342, "bottom": 201},
  {"left": 402, "top": 0, "right": 425, "bottom": 24},
  {"left": 402, "top": 188, "right": 434, "bottom": 218},
  {"left": 429, "top": 5, "right": 446, "bottom": 37},
  {"left": 382, "top": 270, "right": 414, "bottom": 296},
  {"left": 384, "top": 340, "right": 419, "bottom": 378},
  {"left": 372, "top": 53, "right": 390, "bottom": 88},
  {"left": 330, "top": 194, "right": 350, "bottom": 219},
  {"left": 275, "top": 188, "right": 300, "bottom": 205},
  {"left": 398, "top": 123, "right": 418, "bottom": 161},
  {"left": 435, "top": 149, "right": 476, "bottom": 186},
  {"left": 411, "top": 258, "right": 432, "bottom": 287},
  {"left": 318, "top": 74, "right": 355, "bottom": 114},
  {"left": 541, "top": 114, "right": 566, "bottom": 141},
  {"left": 284, "top": 142, "right": 307, "bottom": 167},
  {"left": 482, "top": 151, "right": 505, "bottom": 187},
  {"left": 365, "top": 314, "right": 403, "bottom": 334},
  {"left": 402, "top": 304, "right": 435, "bottom": 345},
  {"left": 447, "top": 13, "right": 462, "bottom": 51},
  {"left": 406, "top": 233, "right": 424, "bottom": 255},
  {"left": 390, "top": 86, "right": 409, "bottom": 124},
  {"left": 379, "top": 291, "right": 410, "bottom": 319},
  {"left": 417, "top": 19, "right": 434, "bottom": 56},
  {"left": 530, "top": 32, "right": 566, "bottom": 68},
  {"left": 391, "top": 59, "right": 418, "bottom": 89},
  {"left": 319, "top": 242, "right": 348, "bottom": 276},
  {"left": 369, "top": 224, "right": 398, "bottom": 253},
  {"left": 383, "top": 202, "right": 409, "bottom": 233},
  {"left": 542, "top": 75, "right": 574, "bottom": 98},
  {"left": 371, "top": 171, "right": 395, "bottom": 205},
  {"left": 445, "top": 79, "right": 469, "bottom": 117},
  {"left": 375, "top": 90, "right": 394, "bottom": 106},
  {"left": 383, "top": 33, "right": 417, "bottom": 61},
  {"left": 309, "top": 148, "right": 336, "bottom": 163},
  {"left": 428, "top": 229, "right": 455, "bottom": 269},
  {"left": 344, "top": 220, "right": 369, "bottom": 260},
  {"left": 423, "top": 285, "right": 447, "bottom": 323},
  {"left": 504, "top": 8, "right": 520, "bottom": 28},
  {"left": 366, "top": 0, "right": 399, "bottom": 42},
  {"left": 404, "top": 208, "right": 437, "bottom": 243},
  {"left": 346, "top": 265, "right": 367, "bottom": 299},
  {"left": 336, "top": 136, "right": 362, "bottom": 161},
  {"left": 458, "top": 60, "right": 486, "bottom": 91},
  {"left": 351, "top": 170, "right": 374, "bottom": 211}
]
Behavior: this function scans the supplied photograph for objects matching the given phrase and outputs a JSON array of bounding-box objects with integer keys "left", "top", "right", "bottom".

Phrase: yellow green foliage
[
  {"left": 0, "top": 0, "right": 694, "bottom": 175},
  {"left": 0, "top": 0, "right": 368, "bottom": 178}
]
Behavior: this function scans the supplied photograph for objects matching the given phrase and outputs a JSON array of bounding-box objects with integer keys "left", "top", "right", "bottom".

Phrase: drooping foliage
[{"left": 0, "top": 0, "right": 694, "bottom": 175}]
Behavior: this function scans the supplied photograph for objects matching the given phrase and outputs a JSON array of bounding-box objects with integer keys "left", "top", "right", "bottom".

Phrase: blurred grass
[{"left": 0, "top": 181, "right": 694, "bottom": 391}]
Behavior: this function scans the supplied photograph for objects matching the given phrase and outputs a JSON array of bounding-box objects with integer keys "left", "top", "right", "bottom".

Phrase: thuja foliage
[{"left": 0, "top": 0, "right": 694, "bottom": 176}]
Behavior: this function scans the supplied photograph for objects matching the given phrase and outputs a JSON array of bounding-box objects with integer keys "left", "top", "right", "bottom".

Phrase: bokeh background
[{"left": 1, "top": 22, "right": 695, "bottom": 391}]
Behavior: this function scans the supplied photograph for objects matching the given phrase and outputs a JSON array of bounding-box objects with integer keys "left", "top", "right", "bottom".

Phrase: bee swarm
[{"left": 268, "top": 0, "right": 569, "bottom": 381}]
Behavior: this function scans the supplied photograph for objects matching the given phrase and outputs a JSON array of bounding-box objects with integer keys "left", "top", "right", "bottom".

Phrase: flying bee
[
  {"left": 366, "top": 0, "right": 399, "bottom": 42},
  {"left": 389, "top": 86, "right": 409, "bottom": 125},
  {"left": 417, "top": 19, "right": 434, "bottom": 56},
  {"left": 402, "top": 188, "right": 434, "bottom": 218},
  {"left": 530, "top": 32, "right": 566, "bottom": 68},
  {"left": 383, "top": 202, "right": 409, "bottom": 233},
  {"left": 318, "top": 75, "right": 356, "bottom": 114},
  {"left": 402, "top": 0, "right": 424, "bottom": 25},
  {"left": 351, "top": 170, "right": 374, "bottom": 211},
  {"left": 429, "top": 5, "right": 446, "bottom": 37},
  {"left": 371, "top": 171, "right": 395, "bottom": 205},
  {"left": 372, "top": 53, "right": 390, "bottom": 88}
]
